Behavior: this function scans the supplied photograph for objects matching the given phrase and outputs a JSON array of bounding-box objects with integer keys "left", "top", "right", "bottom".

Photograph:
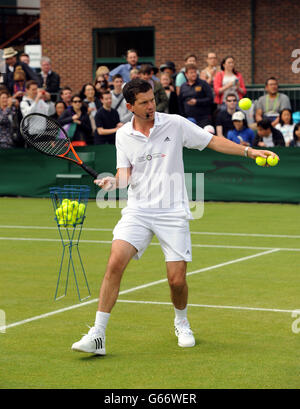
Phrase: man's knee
[{"left": 167, "top": 262, "right": 187, "bottom": 290}]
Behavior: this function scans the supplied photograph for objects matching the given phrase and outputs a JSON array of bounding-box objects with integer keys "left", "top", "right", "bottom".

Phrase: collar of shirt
[{"left": 128, "top": 112, "right": 163, "bottom": 137}]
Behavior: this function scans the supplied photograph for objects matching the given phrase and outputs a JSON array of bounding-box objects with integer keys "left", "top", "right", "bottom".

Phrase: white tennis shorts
[{"left": 112, "top": 208, "right": 192, "bottom": 262}]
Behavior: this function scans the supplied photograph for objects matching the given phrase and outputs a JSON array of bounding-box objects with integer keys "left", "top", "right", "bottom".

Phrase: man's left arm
[{"left": 207, "top": 134, "right": 279, "bottom": 161}]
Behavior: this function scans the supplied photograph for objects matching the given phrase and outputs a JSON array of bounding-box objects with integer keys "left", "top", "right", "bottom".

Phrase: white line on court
[
  {"left": 0, "top": 236, "right": 299, "bottom": 252},
  {"left": 117, "top": 299, "right": 296, "bottom": 314},
  {"left": 1, "top": 225, "right": 300, "bottom": 239},
  {"left": 0, "top": 248, "right": 280, "bottom": 331}
]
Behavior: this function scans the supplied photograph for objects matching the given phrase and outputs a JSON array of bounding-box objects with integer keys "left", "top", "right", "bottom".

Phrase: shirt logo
[
  {"left": 164, "top": 137, "right": 171, "bottom": 142},
  {"left": 138, "top": 153, "right": 166, "bottom": 162},
  {"left": 195, "top": 86, "right": 202, "bottom": 92}
]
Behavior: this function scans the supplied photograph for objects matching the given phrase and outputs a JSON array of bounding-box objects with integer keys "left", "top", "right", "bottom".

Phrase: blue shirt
[
  {"left": 227, "top": 127, "right": 255, "bottom": 146},
  {"left": 109, "top": 63, "right": 140, "bottom": 83}
]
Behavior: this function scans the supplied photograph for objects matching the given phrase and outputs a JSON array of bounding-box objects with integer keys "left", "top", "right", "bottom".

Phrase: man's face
[
  {"left": 41, "top": 61, "right": 51, "bottom": 74},
  {"left": 27, "top": 84, "right": 38, "bottom": 99},
  {"left": 113, "top": 78, "right": 123, "bottom": 92},
  {"left": 101, "top": 93, "right": 112, "bottom": 108},
  {"left": 257, "top": 126, "right": 271, "bottom": 137},
  {"left": 225, "top": 96, "right": 237, "bottom": 109},
  {"left": 127, "top": 52, "right": 138, "bottom": 66},
  {"left": 61, "top": 89, "right": 72, "bottom": 104},
  {"left": 207, "top": 53, "right": 217, "bottom": 66},
  {"left": 186, "top": 57, "right": 197, "bottom": 65},
  {"left": 139, "top": 72, "right": 152, "bottom": 82},
  {"left": 127, "top": 89, "right": 156, "bottom": 120},
  {"left": 185, "top": 69, "right": 197, "bottom": 82},
  {"left": 5, "top": 56, "right": 16, "bottom": 66},
  {"left": 266, "top": 80, "right": 278, "bottom": 95}
]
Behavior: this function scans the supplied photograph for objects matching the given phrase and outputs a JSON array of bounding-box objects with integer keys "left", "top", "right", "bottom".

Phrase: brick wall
[{"left": 40, "top": 0, "right": 300, "bottom": 93}]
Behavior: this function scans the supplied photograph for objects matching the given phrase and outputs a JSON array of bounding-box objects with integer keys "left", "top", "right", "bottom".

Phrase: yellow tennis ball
[
  {"left": 239, "top": 98, "right": 252, "bottom": 111},
  {"left": 55, "top": 208, "right": 63, "bottom": 219},
  {"left": 78, "top": 203, "right": 86, "bottom": 216},
  {"left": 256, "top": 156, "right": 267, "bottom": 166},
  {"left": 61, "top": 198, "right": 70, "bottom": 206},
  {"left": 267, "top": 155, "right": 278, "bottom": 167}
]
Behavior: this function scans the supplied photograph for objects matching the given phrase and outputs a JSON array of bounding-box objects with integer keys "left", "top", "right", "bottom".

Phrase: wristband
[{"left": 244, "top": 147, "right": 249, "bottom": 157}]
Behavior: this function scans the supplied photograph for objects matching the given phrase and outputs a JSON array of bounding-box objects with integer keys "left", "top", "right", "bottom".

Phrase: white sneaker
[
  {"left": 174, "top": 318, "right": 195, "bottom": 348},
  {"left": 71, "top": 326, "right": 106, "bottom": 355}
]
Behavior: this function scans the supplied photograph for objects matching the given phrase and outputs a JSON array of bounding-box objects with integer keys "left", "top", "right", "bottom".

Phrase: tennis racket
[{"left": 20, "top": 113, "right": 99, "bottom": 179}]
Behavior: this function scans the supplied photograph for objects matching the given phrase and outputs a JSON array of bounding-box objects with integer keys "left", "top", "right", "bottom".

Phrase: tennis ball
[
  {"left": 61, "top": 198, "right": 70, "bottom": 206},
  {"left": 70, "top": 200, "right": 79, "bottom": 210},
  {"left": 267, "top": 155, "right": 278, "bottom": 167},
  {"left": 256, "top": 156, "right": 267, "bottom": 166},
  {"left": 55, "top": 208, "right": 63, "bottom": 219},
  {"left": 239, "top": 98, "right": 252, "bottom": 111}
]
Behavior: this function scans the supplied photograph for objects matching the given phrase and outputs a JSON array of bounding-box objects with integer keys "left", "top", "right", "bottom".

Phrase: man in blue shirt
[
  {"left": 227, "top": 111, "right": 255, "bottom": 146},
  {"left": 109, "top": 49, "right": 140, "bottom": 83}
]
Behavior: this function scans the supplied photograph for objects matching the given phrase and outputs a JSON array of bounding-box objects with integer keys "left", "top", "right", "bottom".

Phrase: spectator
[
  {"left": 159, "top": 61, "right": 177, "bottom": 85},
  {"left": 94, "top": 90, "right": 123, "bottom": 145},
  {"left": 130, "top": 68, "right": 139, "bottom": 80},
  {"left": 94, "top": 75, "right": 110, "bottom": 95},
  {"left": 111, "top": 74, "right": 133, "bottom": 123},
  {"left": 289, "top": 123, "right": 300, "bottom": 147},
  {"left": 0, "top": 90, "right": 17, "bottom": 148},
  {"left": 80, "top": 82, "right": 102, "bottom": 133},
  {"left": 255, "top": 77, "right": 292, "bottom": 127},
  {"left": 19, "top": 53, "right": 30, "bottom": 66},
  {"left": 213, "top": 55, "right": 246, "bottom": 107},
  {"left": 51, "top": 100, "right": 67, "bottom": 120},
  {"left": 20, "top": 80, "right": 54, "bottom": 118},
  {"left": 160, "top": 72, "right": 179, "bottom": 114},
  {"left": 200, "top": 52, "right": 220, "bottom": 90},
  {"left": 215, "top": 93, "right": 239, "bottom": 138},
  {"left": 59, "top": 86, "right": 72, "bottom": 107},
  {"left": 175, "top": 53, "right": 198, "bottom": 95},
  {"left": 37, "top": 56, "right": 60, "bottom": 99},
  {"left": 253, "top": 118, "right": 285, "bottom": 147},
  {"left": 275, "top": 109, "right": 295, "bottom": 146},
  {"left": 179, "top": 63, "right": 213, "bottom": 127},
  {"left": 13, "top": 66, "right": 26, "bottom": 102},
  {"left": 139, "top": 64, "right": 168, "bottom": 113},
  {"left": 227, "top": 111, "right": 255, "bottom": 146},
  {"left": 2, "top": 47, "right": 39, "bottom": 95},
  {"left": 109, "top": 49, "right": 140, "bottom": 83},
  {"left": 58, "top": 94, "right": 92, "bottom": 146}
]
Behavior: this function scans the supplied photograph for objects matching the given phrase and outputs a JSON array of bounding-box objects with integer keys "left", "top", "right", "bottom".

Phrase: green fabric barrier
[{"left": 0, "top": 146, "right": 299, "bottom": 203}]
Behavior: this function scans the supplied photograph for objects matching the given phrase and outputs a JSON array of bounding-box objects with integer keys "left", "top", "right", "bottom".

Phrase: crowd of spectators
[{"left": 1, "top": 46, "right": 300, "bottom": 149}]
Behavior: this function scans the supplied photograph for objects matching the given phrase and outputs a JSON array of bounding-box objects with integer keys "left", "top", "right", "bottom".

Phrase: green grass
[{"left": 0, "top": 198, "right": 300, "bottom": 389}]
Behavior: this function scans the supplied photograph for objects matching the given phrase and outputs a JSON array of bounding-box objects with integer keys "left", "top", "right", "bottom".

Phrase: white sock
[
  {"left": 94, "top": 311, "right": 110, "bottom": 334},
  {"left": 174, "top": 306, "right": 188, "bottom": 323}
]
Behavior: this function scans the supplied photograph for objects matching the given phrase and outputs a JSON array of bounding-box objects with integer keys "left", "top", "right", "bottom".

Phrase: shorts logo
[{"left": 138, "top": 153, "right": 166, "bottom": 162}]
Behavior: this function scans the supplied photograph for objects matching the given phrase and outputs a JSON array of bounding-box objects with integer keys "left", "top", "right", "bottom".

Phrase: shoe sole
[
  {"left": 178, "top": 341, "right": 195, "bottom": 348},
  {"left": 72, "top": 346, "right": 106, "bottom": 355}
]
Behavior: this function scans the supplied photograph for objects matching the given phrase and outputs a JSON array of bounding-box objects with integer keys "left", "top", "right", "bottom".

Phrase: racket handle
[{"left": 80, "top": 163, "right": 99, "bottom": 179}]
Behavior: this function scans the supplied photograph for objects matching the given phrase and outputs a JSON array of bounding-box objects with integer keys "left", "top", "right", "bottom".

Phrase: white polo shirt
[{"left": 116, "top": 112, "right": 212, "bottom": 218}]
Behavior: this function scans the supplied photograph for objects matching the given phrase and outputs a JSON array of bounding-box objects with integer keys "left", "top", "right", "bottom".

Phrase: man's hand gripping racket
[{"left": 20, "top": 113, "right": 99, "bottom": 179}]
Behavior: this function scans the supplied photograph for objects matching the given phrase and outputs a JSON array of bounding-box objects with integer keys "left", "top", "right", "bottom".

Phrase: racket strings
[{"left": 21, "top": 115, "right": 70, "bottom": 156}]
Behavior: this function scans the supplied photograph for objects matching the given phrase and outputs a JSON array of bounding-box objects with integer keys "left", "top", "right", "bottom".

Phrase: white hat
[
  {"left": 232, "top": 111, "right": 245, "bottom": 121},
  {"left": 204, "top": 124, "right": 215, "bottom": 134},
  {"left": 3, "top": 47, "right": 18, "bottom": 59}
]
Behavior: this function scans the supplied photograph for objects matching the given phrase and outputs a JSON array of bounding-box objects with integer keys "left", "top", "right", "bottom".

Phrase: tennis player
[{"left": 72, "top": 79, "right": 278, "bottom": 355}]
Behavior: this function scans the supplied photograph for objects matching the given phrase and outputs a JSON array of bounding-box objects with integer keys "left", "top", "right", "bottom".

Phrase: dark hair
[
  {"left": 185, "top": 63, "right": 198, "bottom": 73},
  {"left": 225, "top": 93, "right": 238, "bottom": 101},
  {"left": 55, "top": 100, "right": 67, "bottom": 109},
  {"left": 71, "top": 94, "right": 82, "bottom": 102},
  {"left": 279, "top": 109, "right": 293, "bottom": 126},
  {"left": 220, "top": 55, "right": 238, "bottom": 75},
  {"left": 292, "top": 123, "right": 300, "bottom": 143},
  {"left": 60, "top": 86, "right": 72, "bottom": 96},
  {"left": 184, "top": 53, "right": 197, "bottom": 62},
  {"left": 79, "top": 82, "right": 96, "bottom": 100},
  {"left": 257, "top": 118, "right": 272, "bottom": 130},
  {"left": 123, "top": 78, "right": 152, "bottom": 105},
  {"left": 265, "top": 76, "right": 278, "bottom": 86},
  {"left": 100, "top": 90, "right": 111, "bottom": 99},
  {"left": 139, "top": 64, "right": 153, "bottom": 75},
  {"left": 112, "top": 74, "right": 123, "bottom": 81},
  {"left": 25, "top": 80, "right": 38, "bottom": 89}
]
